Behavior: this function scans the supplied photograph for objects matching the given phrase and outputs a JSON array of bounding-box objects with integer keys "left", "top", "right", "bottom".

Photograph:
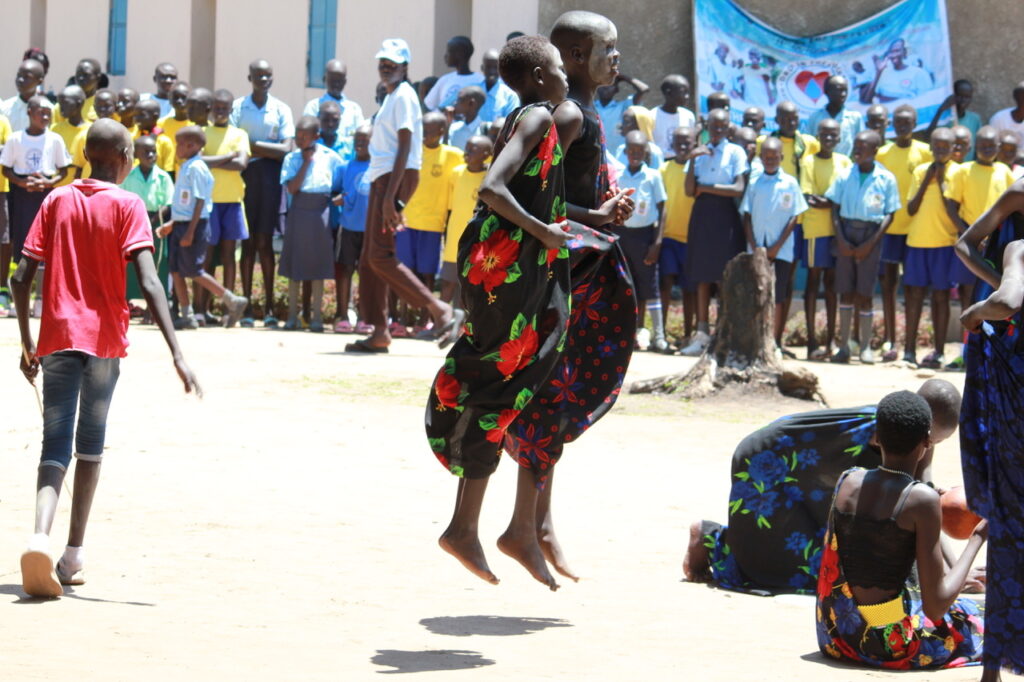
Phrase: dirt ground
[{"left": 0, "top": 320, "right": 1011, "bottom": 681}]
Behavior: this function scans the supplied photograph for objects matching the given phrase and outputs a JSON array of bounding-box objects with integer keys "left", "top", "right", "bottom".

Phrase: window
[
  {"left": 107, "top": 0, "right": 127, "bottom": 76},
  {"left": 307, "top": 0, "right": 337, "bottom": 88}
]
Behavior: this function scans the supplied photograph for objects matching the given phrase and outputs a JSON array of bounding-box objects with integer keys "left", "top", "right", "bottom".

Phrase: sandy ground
[{"left": 0, "top": 319, "right": 1012, "bottom": 681}]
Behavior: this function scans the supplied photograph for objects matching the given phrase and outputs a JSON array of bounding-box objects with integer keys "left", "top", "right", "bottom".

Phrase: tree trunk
[{"left": 630, "top": 249, "right": 822, "bottom": 402}]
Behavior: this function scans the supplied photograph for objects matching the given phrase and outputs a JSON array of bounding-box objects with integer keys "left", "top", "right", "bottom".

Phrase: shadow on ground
[
  {"left": 0, "top": 583, "right": 155, "bottom": 607},
  {"left": 419, "top": 615, "right": 572, "bottom": 637},
  {"left": 371, "top": 649, "right": 495, "bottom": 674}
]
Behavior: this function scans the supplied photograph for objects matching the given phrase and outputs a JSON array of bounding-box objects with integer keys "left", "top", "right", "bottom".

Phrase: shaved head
[
  {"left": 550, "top": 10, "right": 613, "bottom": 51},
  {"left": 931, "top": 127, "right": 954, "bottom": 143},
  {"left": 917, "top": 378, "right": 961, "bottom": 431},
  {"left": 85, "top": 118, "right": 133, "bottom": 168},
  {"left": 760, "top": 136, "right": 783, "bottom": 153},
  {"left": 325, "top": 59, "right": 347, "bottom": 74},
  {"left": 176, "top": 125, "right": 206, "bottom": 146}
]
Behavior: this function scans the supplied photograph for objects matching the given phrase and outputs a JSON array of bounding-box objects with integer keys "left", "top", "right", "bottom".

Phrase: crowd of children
[{"left": 2, "top": 41, "right": 1018, "bottom": 368}]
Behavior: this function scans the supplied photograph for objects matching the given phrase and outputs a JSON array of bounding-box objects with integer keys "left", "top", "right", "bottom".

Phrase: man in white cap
[{"left": 346, "top": 39, "right": 464, "bottom": 353}]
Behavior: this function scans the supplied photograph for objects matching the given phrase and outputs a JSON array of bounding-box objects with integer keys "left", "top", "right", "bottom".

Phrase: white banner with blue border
[{"left": 694, "top": 0, "right": 953, "bottom": 131}]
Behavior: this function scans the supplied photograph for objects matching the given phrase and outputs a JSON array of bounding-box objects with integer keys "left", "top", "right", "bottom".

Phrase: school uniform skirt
[
  {"left": 279, "top": 192, "right": 334, "bottom": 281},
  {"left": 685, "top": 193, "right": 744, "bottom": 284}
]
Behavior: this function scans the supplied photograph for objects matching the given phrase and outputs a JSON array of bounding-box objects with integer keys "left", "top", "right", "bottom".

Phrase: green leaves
[
  {"left": 478, "top": 413, "right": 499, "bottom": 430},
  {"left": 479, "top": 214, "right": 498, "bottom": 241},
  {"left": 756, "top": 515, "right": 772, "bottom": 530},
  {"left": 510, "top": 227, "right": 523, "bottom": 242},
  {"left": 510, "top": 313, "right": 527, "bottom": 340},
  {"left": 513, "top": 388, "right": 534, "bottom": 411},
  {"left": 523, "top": 157, "right": 542, "bottom": 176},
  {"left": 444, "top": 358, "right": 455, "bottom": 375},
  {"left": 461, "top": 259, "right": 471, "bottom": 277},
  {"left": 504, "top": 262, "right": 522, "bottom": 284},
  {"left": 428, "top": 437, "right": 446, "bottom": 452}
]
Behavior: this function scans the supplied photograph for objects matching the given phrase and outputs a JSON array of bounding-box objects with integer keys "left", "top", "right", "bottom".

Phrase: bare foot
[
  {"left": 498, "top": 530, "right": 559, "bottom": 591},
  {"left": 439, "top": 530, "right": 499, "bottom": 585},
  {"left": 683, "top": 521, "right": 712, "bottom": 582},
  {"left": 537, "top": 526, "right": 579, "bottom": 583}
]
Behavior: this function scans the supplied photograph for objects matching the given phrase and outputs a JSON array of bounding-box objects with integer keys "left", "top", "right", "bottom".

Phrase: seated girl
[{"left": 817, "top": 390, "right": 986, "bottom": 670}]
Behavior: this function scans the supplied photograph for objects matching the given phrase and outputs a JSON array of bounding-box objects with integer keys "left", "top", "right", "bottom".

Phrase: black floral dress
[
  {"left": 504, "top": 102, "right": 637, "bottom": 489},
  {"left": 425, "top": 104, "right": 574, "bottom": 481}
]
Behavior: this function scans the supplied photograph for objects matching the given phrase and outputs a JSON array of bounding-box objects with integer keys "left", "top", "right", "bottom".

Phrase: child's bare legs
[
  {"left": 66, "top": 460, "right": 101, "bottom": 548},
  {"left": 438, "top": 476, "right": 499, "bottom": 585},
  {"left": 498, "top": 467, "right": 559, "bottom": 590},
  {"left": 930, "top": 287, "right": 950, "bottom": 359},
  {"left": 240, "top": 237, "right": 256, "bottom": 313},
  {"left": 904, "top": 284, "right": 926, "bottom": 360},
  {"left": 880, "top": 263, "right": 901, "bottom": 355},
  {"left": 696, "top": 282, "right": 712, "bottom": 331},
  {"left": 822, "top": 270, "right": 837, "bottom": 354},
  {"left": 241, "top": 233, "right": 275, "bottom": 318},
  {"left": 301, "top": 280, "right": 312, "bottom": 323},
  {"left": 220, "top": 239, "right": 237, "bottom": 293},
  {"left": 1, "top": 242, "right": 12, "bottom": 291},
  {"left": 805, "top": 268, "right": 822, "bottom": 353},
  {"left": 981, "top": 665, "right": 1003, "bottom": 682},
  {"left": 535, "top": 468, "right": 578, "bottom": 581},
  {"left": 683, "top": 290, "right": 696, "bottom": 339},
  {"left": 659, "top": 275, "right": 674, "bottom": 332},
  {"left": 773, "top": 302, "right": 786, "bottom": 347}
]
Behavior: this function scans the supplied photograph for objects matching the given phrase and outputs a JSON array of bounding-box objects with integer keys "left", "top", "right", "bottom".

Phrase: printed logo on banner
[{"left": 778, "top": 61, "right": 846, "bottom": 109}]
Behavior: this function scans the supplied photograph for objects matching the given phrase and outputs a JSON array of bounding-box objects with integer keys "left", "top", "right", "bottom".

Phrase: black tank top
[
  {"left": 834, "top": 481, "right": 918, "bottom": 592},
  {"left": 562, "top": 100, "right": 610, "bottom": 215}
]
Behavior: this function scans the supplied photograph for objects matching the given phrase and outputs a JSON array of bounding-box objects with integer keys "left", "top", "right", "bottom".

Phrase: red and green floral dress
[{"left": 426, "top": 103, "right": 575, "bottom": 481}]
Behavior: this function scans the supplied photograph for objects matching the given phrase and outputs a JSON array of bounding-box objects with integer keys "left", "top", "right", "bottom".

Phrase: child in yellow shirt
[
  {"left": 876, "top": 104, "right": 932, "bottom": 360},
  {"left": 903, "top": 128, "right": 960, "bottom": 368},
  {"left": 50, "top": 86, "right": 90, "bottom": 187},
  {"left": 397, "top": 111, "right": 463, "bottom": 334},
  {"left": 440, "top": 135, "right": 493, "bottom": 303},
  {"left": 658, "top": 126, "right": 696, "bottom": 347},
  {"left": 799, "top": 117, "right": 851, "bottom": 360},
  {"left": 157, "top": 82, "right": 193, "bottom": 177}
]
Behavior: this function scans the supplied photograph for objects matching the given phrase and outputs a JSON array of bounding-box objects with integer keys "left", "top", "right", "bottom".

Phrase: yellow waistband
[{"left": 857, "top": 596, "right": 907, "bottom": 627}]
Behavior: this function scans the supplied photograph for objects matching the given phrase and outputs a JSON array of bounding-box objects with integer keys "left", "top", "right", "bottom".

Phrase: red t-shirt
[{"left": 22, "top": 180, "right": 155, "bottom": 359}]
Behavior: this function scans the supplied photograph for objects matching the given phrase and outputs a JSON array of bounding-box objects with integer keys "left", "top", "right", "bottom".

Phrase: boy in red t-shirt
[{"left": 11, "top": 119, "right": 199, "bottom": 598}]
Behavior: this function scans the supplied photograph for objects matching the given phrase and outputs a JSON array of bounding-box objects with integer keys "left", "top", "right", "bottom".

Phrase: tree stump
[{"left": 630, "top": 249, "right": 822, "bottom": 402}]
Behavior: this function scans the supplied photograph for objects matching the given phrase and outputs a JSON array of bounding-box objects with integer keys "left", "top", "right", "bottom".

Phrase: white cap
[{"left": 375, "top": 39, "right": 411, "bottom": 65}]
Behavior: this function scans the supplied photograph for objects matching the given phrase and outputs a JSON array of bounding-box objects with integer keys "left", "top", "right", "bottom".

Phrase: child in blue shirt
[
  {"left": 157, "top": 126, "right": 247, "bottom": 329},
  {"left": 740, "top": 136, "right": 808, "bottom": 354},
  {"left": 616, "top": 130, "right": 669, "bottom": 351},
  {"left": 331, "top": 123, "right": 371, "bottom": 333},
  {"left": 824, "top": 130, "right": 900, "bottom": 364},
  {"left": 279, "top": 115, "right": 344, "bottom": 331}
]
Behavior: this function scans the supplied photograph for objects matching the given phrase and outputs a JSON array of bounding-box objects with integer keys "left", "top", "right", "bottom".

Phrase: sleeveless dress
[
  {"left": 816, "top": 469, "right": 984, "bottom": 670},
  {"left": 504, "top": 101, "right": 637, "bottom": 489},
  {"left": 425, "top": 103, "right": 573, "bottom": 481},
  {"left": 960, "top": 212, "right": 1024, "bottom": 674}
]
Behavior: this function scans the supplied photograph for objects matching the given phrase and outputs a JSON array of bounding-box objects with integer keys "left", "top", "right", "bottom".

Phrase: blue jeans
[{"left": 40, "top": 351, "right": 120, "bottom": 471}]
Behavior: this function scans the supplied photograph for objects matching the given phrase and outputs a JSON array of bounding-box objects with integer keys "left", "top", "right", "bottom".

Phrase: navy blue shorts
[
  {"left": 791, "top": 225, "right": 804, "bottom": 264},
  {"left": 395, "top": 227, "right": 442, "bottom": 276},
  {"left": 612, "top": 224, "right": 658, "bottom": 301},
  {"left": 903, "top": 246, "right": 957, "bottom": 290},
  {"left": 953, "top": 256, "right": 977, "bottom": 288},
  {"left": 209, "top": 202, "right": 248, "bottom": 242},
  {"left": 773, "top": 259, "right": 794, "bottom": 302},
  {"left": 881, "top": 233, "right": 908, "bottom": 264},
  {"left": 658, "top": 237, "right": 690, "bottom": 288},
  {"left": 801, "top": 236, "right": 835, "bottom": 269},
  {"left": 168, "top": 220, "right": 210, "bottom": 277}
]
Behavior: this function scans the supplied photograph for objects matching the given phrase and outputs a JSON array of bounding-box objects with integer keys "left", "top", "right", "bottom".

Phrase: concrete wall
[
  {"left": 539, "top": 0, "right": 1024, "bottom": 123},
  {"left": 42, "top": 0, "right": 109, "bottom": 92},
  {"left": 1, "top": 3, "right": 35, "bottom": 91},
  {"left": 471, "top": 0, "right": 540, "bottom": 60},
  {"left": 124, "top": 0, "right": 193, "bottom": 94}
]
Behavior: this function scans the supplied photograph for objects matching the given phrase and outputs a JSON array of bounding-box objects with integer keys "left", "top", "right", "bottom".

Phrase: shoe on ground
[
  {"left": 860, "top": 348, "right": 875, "bottom": 365},
  {"left": 652, "top": 337, "right": 670, "bottom": 354},
  {"left": 283, "top": 317, "right": 299, "bottom": 331},
  {"left": 310, "top": 320, "right": 324, "bottom": 333},
  {"left": 334, "top": 320, "right": 354, "bottom": 333},
  {"left": 945, "top": 356, "right": 965, "bottom": 371},
  {"left": 832, "top": 346, "right": 851, "bottom": 364},
  {"left": 680, "top": 330, "right": 711, "bottom": 357},
  {"left": 355, "top": 321, "right": 374, "bottom": 334},
  {"left": 263, "top": 315, "right": 279, "bottom": 329},
  {"left": 174, "top": 315, "right": 199, "bottom": 330},
  {"left": 222, "top": 294, "right": 248, "bottom": 328},
  {"left": 21, "top": 550, "right": 62, "bottom": 598},
  {"left": 919, "top": 352, "right": 944, "bottom": 370},
  {"left": 202, "top": 311, "right": 221, "bottom": 326},
  {"left": 881, "top": 348, "right": 899, "bottom": 362},
  {"left": 636, "top": 327, "right": 651, "bottom": 351},
  {"left": 902, "top": 351, "right": 917, "bottom": 366},
  {"left": 55, "top": 555, "right": 85, "bottom": 586}
]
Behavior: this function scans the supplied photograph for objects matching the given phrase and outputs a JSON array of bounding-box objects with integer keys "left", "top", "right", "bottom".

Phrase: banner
[{"left": 694, "top": 0, "right": 953, "bottom": 131}]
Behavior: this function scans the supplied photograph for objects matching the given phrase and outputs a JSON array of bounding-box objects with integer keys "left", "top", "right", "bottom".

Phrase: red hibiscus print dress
[{"left": 426, "top": 103, "right": 577, "bottom": 481}]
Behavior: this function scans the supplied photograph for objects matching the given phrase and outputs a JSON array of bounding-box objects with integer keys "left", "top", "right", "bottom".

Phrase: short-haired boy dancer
[
  {"left": 502, "top": 11, "right": 635, "bottom": 581},
  {"left": 13, "top": 119, "right": 199, "bottom": 597}
]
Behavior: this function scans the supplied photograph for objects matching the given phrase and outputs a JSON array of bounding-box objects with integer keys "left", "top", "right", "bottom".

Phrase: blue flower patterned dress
[
  {"left": 703, "top": 406, "right": 881, "bottom": 594},
  {"left": 960, "top": 213, "right": 1024, "bottom": 674}
]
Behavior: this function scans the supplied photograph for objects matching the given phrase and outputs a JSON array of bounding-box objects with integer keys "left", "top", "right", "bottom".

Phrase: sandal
[
  {"left": 345, "top": 339, "right": 390, "bottom": 354},
  {"left": 20, "top": 550, "right": 62, "bottom": 598},
  {"left": 436, "top": 308, "right": 467, "bottom": 349},
  {"left": 389, "top": 322, "right": 411, "bottom": 338},
  {"left": 55, "top": 556, "right": 85, "bottom": 586}
]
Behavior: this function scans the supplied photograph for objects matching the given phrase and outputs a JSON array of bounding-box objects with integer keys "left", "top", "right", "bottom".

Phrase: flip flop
[
  {"left": 21, "top": 550, "right": 63, "bottom": 598},
  {"left": 436, "top": 308, "right": 467, "bottom": 350},
  {"left": 345, "top": 339, "right": 390, "bottom": 354}
]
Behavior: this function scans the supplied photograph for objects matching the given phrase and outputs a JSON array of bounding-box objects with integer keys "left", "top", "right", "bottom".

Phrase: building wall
[
  {"left": 470, "top": 0, "right": 540, "bottom": 60},
  {"left": 123, "top": 0, "right": 193, "bottom": 94},
  {"left": 41, "top": 0, "right": 109, "bottom": 93},
  {"left": 1, "top": 3, "right": 35, "bottom": 87},
  {"left": 539, "top": 0, "right": 1024, "bottom": 123}
]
